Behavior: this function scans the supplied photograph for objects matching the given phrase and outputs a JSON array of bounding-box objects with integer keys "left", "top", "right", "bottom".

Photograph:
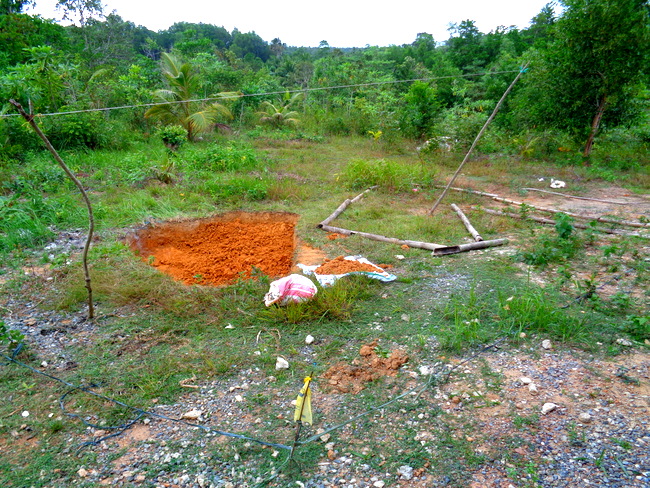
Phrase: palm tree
[
  {"left": 257, "top": 92, "right": 304, "bottom": 129},
  {"left": 145, "top": 53, "right": 239, "bottom": 141}
]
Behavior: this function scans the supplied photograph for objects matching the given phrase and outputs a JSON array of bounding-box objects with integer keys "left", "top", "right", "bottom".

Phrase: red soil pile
[
  {"left": 127, "top": 212, "right": 298, "bottom": 286},
  {"left": 322, "top": 340, "right": 409, "bottom": 394},
  {"left": 314, "top": 256, "right": 384, "bottom": 275}
]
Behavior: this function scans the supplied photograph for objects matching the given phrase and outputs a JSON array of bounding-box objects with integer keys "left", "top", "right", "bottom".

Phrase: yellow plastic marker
[{"left": 294, "top": 376, "right": 312, "bottom": 425}]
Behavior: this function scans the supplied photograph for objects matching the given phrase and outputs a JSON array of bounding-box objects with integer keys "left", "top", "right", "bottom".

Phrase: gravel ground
[{"left": 1, "top": 231, "right": 649, "bottom": 488}]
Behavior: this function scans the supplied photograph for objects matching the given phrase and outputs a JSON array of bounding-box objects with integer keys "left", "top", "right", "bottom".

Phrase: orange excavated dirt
[
  {"left": 128, "top": 212, "right": 298, "bottom": 286},
  {"left": 314, "top": 255, "right": 384, "bottom": 275}
]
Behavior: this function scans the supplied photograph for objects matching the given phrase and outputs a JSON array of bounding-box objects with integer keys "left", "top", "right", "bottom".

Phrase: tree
[
  {"left": 0, "top": 0, "right": 33, "bottom": 14},
  {"left": 144, "top": 52, "right": 238, "bottom": 141},
  {"left": 518, "top": 0, "right": 650, "bottom": 157},
  {"left": 257, "top": 92, "right": 303, "bottom": 129}
]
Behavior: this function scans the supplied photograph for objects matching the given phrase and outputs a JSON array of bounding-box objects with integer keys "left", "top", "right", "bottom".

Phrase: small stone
[
  {"left": 135, "top": 474, "right": 145, "bottom": 482},
  {"left": 579, "top": 412, "right": 592, "bottom": 423},
  {"left": 528, "top": 383, "right": 539, "bottom": 395},
  {"left": 327, "top": 450, "right": 336, "bottom": 460},
  {"left": 77, "top": 468, "right": 88, "bottom": 478},
  {"left": 398, "top": 465, "right": 414, "bottom": 480},
  {"left": 519, "top": 332, "right": 526, "bottom": 338},
  {"left": 234, "top": 395, "right": 244, "bottom": 402},
  {"left": 542, "top": 339, "right": 552, "bottom": 350},
  {"left": 542, "top": 403, "right": 558, "bottom": 415},
  {"left": 40, "top": 361, "right": 48, "bottom": 368},
  {"left": 275, "top": 357, "right": 289, "bottom": 370},
  {"left": 616, "top": 338, "right": 633, "bottom": 346},
  {"left": 21, "top": 411, "right": 29, "bottom": 418},
  {"left": 519, "top": 376, "right": 532, "bottom": 385},
  {"left": 401, "top": 314, "right": 410, "bottom": 322},
  {"left": 373, "top": 481, "right": 385, "bottom": 488},
  {"left": 320, "top": 433, "right": 331, "bottom": 442},
  {"left": 181, "top": 409, "right": 203, "bottom": 420},
  {"left": 305, "top": 335, "right": 315, "bottom": 344},
  {"left": 395, "top": 254, "right": 405, "bottom": 260}
]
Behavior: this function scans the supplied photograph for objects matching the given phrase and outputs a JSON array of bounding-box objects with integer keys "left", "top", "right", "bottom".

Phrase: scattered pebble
[
  {"left": 305, "top": 335, "right": 315, "bottom": 344},
  {"left": 542, "top": 402, "right": 558, "bottom": 414},
  {"left": 275, "top": 357, "right": 289, "bottom": 370},
  {"left": 542, "top": 339, "right": 552, "bottom": 350}
]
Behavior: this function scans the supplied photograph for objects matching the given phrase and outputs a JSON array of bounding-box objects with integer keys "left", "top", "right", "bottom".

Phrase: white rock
[
  {"left": 401, "top": 314, "right": 410, "bottom": 322},
  {"left": 181, "top": 409, "right": 203, "bottom": 420},
  {"left": 579, "top": 412, "right": 592, "bottom": 423},
  {"left": 77, "top": 468, "right": 88, "bottom": 478},
  {"left": 235, "top": 395, "right": 244, "bottom": 402},
  {"left": 305, "top": 335, "right": 315, "bottom": 344},
  {"left": 616, "top": 338, "right": 633, "bottom": 346},
  {"left": 550, "top": 179, "right": 566, "bottom": 189},
  {"left": 519, "top": 376, "right": 532, "bottom": 384},
  {"left": 40, "top": 361, "right": 48, "bottom": 368},
  {"left": 542, "top": 339, "right": 552, "bottom": 350},
  {"left": 395, "top": 254, "right": 405, "bottom": 260},
  {"left": 398, "top": 465, "right": 414, "bottom": 480},
  {"left": 528, "top": 383, "right": 539, "bottom": 395},
  {"left": 541, "top": 403, "right": 558, "bottom": 415},
  {"left": 275, "top": 357, "right": 289, "bottom": 370},
  {"left": 21, "top": 410, "right": 29, "bottom": 418},
  {"left": 373, "top": 482, "right": 385, "bottom": 488}
]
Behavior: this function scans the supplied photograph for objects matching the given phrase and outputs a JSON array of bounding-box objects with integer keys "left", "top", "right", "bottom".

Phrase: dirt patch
[
  {"left": 127, "top": 212, "right": 299, "bottom": 286},
  {"left": 322, "top": 340, "right": 409, "bottom": 393},
  {"left": 314, "top": 256, "right": 385, "bottom": 275}
]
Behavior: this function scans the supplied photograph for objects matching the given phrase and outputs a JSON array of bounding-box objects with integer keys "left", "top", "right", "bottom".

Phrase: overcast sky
[{"left": 27, "top": 0, "right": 555, "bottom": 48}]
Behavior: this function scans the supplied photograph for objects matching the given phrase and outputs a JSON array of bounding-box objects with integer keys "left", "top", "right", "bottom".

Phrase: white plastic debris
[
  {"left": 550, "top": 179, "right": 566, "bottom": 189},
  {"left": 275, "top": 357, "right": 289, "bottom": 370}
]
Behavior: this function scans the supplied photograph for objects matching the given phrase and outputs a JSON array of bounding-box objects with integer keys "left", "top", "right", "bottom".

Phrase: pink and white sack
[{"left": 264, "top": 274, "right": 318, "bottom": 306}]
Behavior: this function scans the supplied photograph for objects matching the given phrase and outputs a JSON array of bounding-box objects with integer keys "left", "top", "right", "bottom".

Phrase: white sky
[{"left": 27, "top": 0, "right": 554, "bottom": 48}]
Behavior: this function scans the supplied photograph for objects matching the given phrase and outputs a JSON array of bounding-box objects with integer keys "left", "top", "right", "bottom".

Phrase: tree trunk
[{"left": 583, "top": 95, "right": 607, "bottom": 159}]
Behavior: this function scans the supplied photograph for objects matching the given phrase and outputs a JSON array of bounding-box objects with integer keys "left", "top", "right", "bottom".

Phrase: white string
[{"left": 1, "top": 70, "right": 520, "bottom": 118}]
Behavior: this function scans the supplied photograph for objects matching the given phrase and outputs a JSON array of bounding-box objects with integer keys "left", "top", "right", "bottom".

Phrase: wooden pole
[
  {"left": 319, "top": 224, "right": 446, "bottom": 250},
  {"left": 317, "top": 186, "right": 377, "bottom": 228},
  {"left": 450, "top": 203, "right": 483, "bottom": 241},
  {"left": 10, "top": 100, "right": 95, "bottom": 320},
  {"left": 432, "top": 238, "right": 509, "bottom": 256},
  {"left": 429, "top": 63, "right": 529, "bottom": 215},
  {"left": 443, "top": 186, "right": 650, "bottom": 229},
  {"left": 478, "top": 207, "right": 650, "bottom": 239},
  {"left": 521, "top": 188, "right": 630, "bottom": 206}
]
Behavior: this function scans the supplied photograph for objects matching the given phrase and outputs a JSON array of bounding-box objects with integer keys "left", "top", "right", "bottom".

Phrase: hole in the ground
[{"left": 127, "top": 211, "right": 299, "bottom": 286}]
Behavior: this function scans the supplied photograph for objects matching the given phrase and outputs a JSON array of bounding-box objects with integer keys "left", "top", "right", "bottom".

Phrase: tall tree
[{"left": 518, "top": 0, "right": 650, "bottom": 157}]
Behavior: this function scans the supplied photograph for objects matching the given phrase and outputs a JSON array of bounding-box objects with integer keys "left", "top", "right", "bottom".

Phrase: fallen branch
[
  {"left": 443, "top": 186, "right": 650, "bottom": 229},
  {"left": 10, "top": 99, "right": 95, "bottom": 320},
  {"left": 451, "top": 203, "right": 483, "bottom": 241},
  {"left": 432, "top": 238, "right": 508, "bottom": 256},
  {"left": 320, "top": 224, "right": 446, "bottom": 251},
  {"left": 317, "top": 186, "right": 377, "bottom": 228},
  {"left": 521, "top": 188, "right": 632, "bottom": 205},
  {"left": 478, "top": 207, "right": 649, "bottom": 239},
  {"left": 429, "top": 63, "right": 529, "bottom": 215}
]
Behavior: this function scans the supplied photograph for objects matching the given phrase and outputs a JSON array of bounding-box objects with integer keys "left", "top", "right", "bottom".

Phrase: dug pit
[{"left": 127, "top": 212, "right": 299, "bottom": 286}]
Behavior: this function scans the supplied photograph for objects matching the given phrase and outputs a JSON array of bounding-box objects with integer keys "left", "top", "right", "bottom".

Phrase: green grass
[{"left": 0, "top": 131, "right": 648, "bottom": 487}]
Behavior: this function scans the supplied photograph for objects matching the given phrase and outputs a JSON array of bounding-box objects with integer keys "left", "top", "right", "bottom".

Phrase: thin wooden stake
[
  {"left": 317, "top": 186, "right": 377, "bottom": 228},
  {"left": 10, "top": 100, "right": 95, "bottom": 320},
  {"left": 429, "top": 63, "right": 529, "bottom": 215},
  {"left": 450, "top": 204, "right": 483, "bottom": 241},
  {"left": 478, "top": 207, "right": 649, "bottom": 239},
  {"left": 443, "top": 186, "right": 650, "bottom": 228}
]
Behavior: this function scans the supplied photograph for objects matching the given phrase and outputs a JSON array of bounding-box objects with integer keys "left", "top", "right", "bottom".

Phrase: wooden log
[
  {"left": 317, "top": 186, "right": 377, "bottom": 228},
  {"left": 319, "top": 224, "right": 446, "bottom": 250},
  {"left": 450, "top": 203, "right": 483, "bottom": 241},
  {"left": 432, "top": 238, "right": 509, "bottom": 256},
  {"left": 442, "top": 186, "right": 650, "bottom": 229},
  {"left": 478, "top": 207, "right": 650, "bottom": 239},
  {"left": 318, "top": 199, "right": 351, "bottom": 228}
]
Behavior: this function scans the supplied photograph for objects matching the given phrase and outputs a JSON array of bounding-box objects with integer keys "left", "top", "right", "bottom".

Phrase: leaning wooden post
[
  {"left": 450, "top": 203, "right": 483, "bottom": 241},
  {"left": 10, "top": 100, "right": 95, "bottom": 320},
  {"left": 429, "top": 63, "right": 529, "bottom": 215}
]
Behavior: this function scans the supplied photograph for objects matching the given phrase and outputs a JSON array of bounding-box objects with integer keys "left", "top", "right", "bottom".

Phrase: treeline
[{"left": 1, "top": 0, "right": 649, "bottom": 161}]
